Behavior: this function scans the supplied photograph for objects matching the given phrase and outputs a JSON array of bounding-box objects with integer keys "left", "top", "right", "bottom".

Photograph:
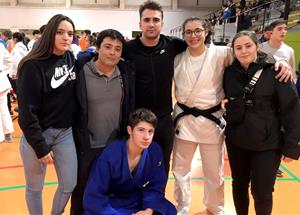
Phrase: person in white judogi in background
[{"left": 0, "top": 41, "right": 14, "bottom": 143}]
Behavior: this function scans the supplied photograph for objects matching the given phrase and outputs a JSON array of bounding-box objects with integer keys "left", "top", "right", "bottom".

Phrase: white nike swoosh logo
[
  {"left": 50, "top": 66, "right": 74, "bottom": 89},
  {"left": 143, "top": 181, "right": 149, "bottom": 187}
]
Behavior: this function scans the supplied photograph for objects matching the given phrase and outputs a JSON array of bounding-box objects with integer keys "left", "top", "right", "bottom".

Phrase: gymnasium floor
[{"left": 1, "top": 115, "right": 300, "bottom": 215}]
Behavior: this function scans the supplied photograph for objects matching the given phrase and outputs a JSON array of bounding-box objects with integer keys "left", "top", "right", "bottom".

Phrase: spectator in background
[
  {"left": 76, "top": 34, "right": 97, "bottom": 59},
  {"left": 261, "top": 20, "right": 297, "bottom": 178},
  {"left": 21, "top": 32, "right": 30, "bottom": 49},
  {"left": 239, "top": 0, "right": 246, "bottom": 10},
  {"left": 259, "top": 25, "right": 272, "bottom": 43},
  {"left": 0, "top": 36, "right": 14, "bottom": 143},
  {"left": 10, "top": 33, "right": 28, "bottom": 74},
  {"left": 236, "top": 6, "right": 252, "bottom": 32},
  {"left": 27, "top": 30, "right": 41, "bottom": 51},
  {"left": 3, "top": 30, "right": 15, "bottom": 53},
  {"left": 30, "top": 25, "right": 46, "bottom": 51},
  {"left": 10, "top": 32, "right": 28, "bottom": 99},
  {"left": 84, "top": 35, "right": 96, "bottom": 52},
  {"left": 79, "top": 29, "right": 91, "bottom": 51},
  {"left": 70, "top": 35, "right": 81, "bottom": 58},
  {"left": 228, "top": 0, "right": 236, "bottom": 23},
  {"left": 0, "top": 30, "right": 12, "bottom": 49},
  {"left": 0, "top": 30, "right": 14, "bottom": 116},
  {"left": 261, "top": 20, "right": 296, "bottom": 78},
  {"left": 39, "top": 24, "right": 46, "bottom": 35},
  {"left": 221, "top": 3, "right": 231, "bottom": 23}
]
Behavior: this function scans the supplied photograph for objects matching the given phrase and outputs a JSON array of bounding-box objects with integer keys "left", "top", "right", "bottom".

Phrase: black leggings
[{"left": 226, "top": 143, "right": 281, "bottom": 215}]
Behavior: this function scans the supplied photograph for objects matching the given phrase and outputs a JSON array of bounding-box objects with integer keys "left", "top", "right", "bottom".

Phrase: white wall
[{"left": 0, "top": 7, "right": 210, "bottom": 38}]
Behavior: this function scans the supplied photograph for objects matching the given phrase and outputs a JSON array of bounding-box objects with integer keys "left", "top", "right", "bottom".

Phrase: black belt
[{"left": 173, "top": 102, "right": 225, "bottom": 130}]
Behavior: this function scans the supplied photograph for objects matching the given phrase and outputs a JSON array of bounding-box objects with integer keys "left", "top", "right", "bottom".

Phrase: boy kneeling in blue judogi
[{"left": 83, "top": 108, "right": 176, "bottom": 215}]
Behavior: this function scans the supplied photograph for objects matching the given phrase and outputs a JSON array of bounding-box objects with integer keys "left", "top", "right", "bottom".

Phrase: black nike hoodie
[{"left": 17, "top": 51, "right": 78, "bottom": 158}]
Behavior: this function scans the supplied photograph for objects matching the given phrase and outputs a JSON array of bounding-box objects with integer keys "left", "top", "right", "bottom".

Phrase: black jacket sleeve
[
  {"left": 170, "top": 36, "right": 187, "bottom": 54},
  {"left": 17, "top": 61, "right": 51, "bottom": 159},
  {"left": 276, "top": 78, "right": 300, "bottom": 160}
]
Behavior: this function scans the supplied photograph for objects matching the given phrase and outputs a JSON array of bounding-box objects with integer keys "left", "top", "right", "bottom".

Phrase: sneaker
[
  {"left": 4, "top": 134, "right": 13, "bottom": 143},
  {"left": 276, "top": 169, "right": 283, "bottom": 177}
]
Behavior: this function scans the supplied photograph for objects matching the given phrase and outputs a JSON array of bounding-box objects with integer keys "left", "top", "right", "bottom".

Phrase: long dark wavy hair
[{"left": 17, "top": 14, "right": 75, "bottom": 75}]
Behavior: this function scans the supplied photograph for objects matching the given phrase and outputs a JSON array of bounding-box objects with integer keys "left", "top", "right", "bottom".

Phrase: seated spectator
[
  {"left": 221, "top": 3, "right": 231, "bottom": 23},
  {"left": 236, "top": 6, "right": 252, "bottom": 32},
  {"left": 83, "top": 108, "right": 176, "bottom": 215}
]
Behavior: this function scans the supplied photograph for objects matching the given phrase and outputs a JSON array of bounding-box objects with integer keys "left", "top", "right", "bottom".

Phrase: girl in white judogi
[
  {"left": 172, "top": 17, "right": 232, "bottom": 215},
  {"left": 172, "top": 17, "right": 292, "bottom": 215}
]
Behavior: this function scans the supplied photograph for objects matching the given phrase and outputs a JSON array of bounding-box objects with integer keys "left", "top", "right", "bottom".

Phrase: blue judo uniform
[{"left": 83, "top": 140, "right": 176, "bottom": 215}]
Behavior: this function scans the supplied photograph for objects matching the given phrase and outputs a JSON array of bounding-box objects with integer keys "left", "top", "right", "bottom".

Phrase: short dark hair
[
  {"left": 269, "top": 20, "right": 287, "bottom": 31},
  {"left": 87, "top": 35, "right": 96, "bottom": 47},
  {"left": 84, "top": 29, "right": 91, "bottom": 35},
  {"left": 139, "top": 0, "right": 163, "bottom": 20},
  {"left": 182, "top": 17, "right": 212, "bottom": 44},
  {"left": 263, "top": 25, "right": 272, "bottom": 32},
  {"left": 2, "top": 30, "right": 12, "bottom": 39},
  {"left": 128, "top": 108, "right": 157, "bottom": 129},
  {"left": 12, "top": 32, "right": 24, "bottom": 42},
  {"left": 39, "top": 24, "right": 46, "bottom": 34},
  {"left": 32, "top": 30, "right": 40, "bottom": 35},
  {"left": 96, "top": 29, "right": 125, "bottom": 49}
]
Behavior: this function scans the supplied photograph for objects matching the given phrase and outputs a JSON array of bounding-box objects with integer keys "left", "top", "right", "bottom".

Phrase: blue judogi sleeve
[
  {"left": 141, "top": 143, "right": 177, "bottom": 214},
  {"left": 83, "top": 156, "right": 119, "bottom": 215}
]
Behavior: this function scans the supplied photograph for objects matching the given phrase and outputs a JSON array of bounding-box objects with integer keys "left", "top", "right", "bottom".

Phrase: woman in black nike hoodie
[{"left": 17, "top": 14, "right": 78, "bottom": 215}]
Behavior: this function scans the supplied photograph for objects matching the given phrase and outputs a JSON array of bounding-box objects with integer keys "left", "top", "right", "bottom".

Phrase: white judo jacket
[
  {"left": 0, "top": 43, "right": 12, "bottom": 94},
  {"left": 11, "top": 41, "right": 28, "bottom": 78},
  {"left": 173, "top": 44, "right": 233, "bottom": 144}
]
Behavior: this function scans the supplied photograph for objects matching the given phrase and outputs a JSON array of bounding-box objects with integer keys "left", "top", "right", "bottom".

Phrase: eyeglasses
[{"left": 184, "top": 28, "right": 205, "bottom": 37}]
